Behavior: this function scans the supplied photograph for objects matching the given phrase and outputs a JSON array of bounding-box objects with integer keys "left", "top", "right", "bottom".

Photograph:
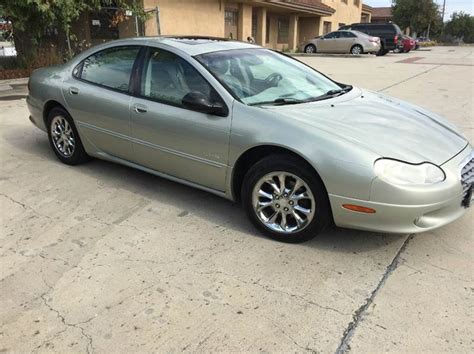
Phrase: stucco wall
[
  {"left": 299, "top": 17, "right": 321, "bottom": 42},
  {"left": 140, "top": 0, "right": 363, "bottom": 50},
  {"left": 143, "top": 0, "right": 226, "bottom": 37},
  {"left": 321, "top": 0, "right": 362, "bottom": 33}
]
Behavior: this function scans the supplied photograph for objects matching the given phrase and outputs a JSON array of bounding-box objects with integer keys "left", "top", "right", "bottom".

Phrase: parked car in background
[
  {"left": 299, "top": 30, "right": 380, "bottom": 55},
  {"left": 339, "top": 23, "right": 403, "bottom": 56},
  {"left": 27, "top": 37, "right": 473, "bottom": 243},
  {"left": 394, "top": 35, "right": 416, "bottom": 53},
  {"left": 416, "top": 37, "right": 431, "bottom": 50}
]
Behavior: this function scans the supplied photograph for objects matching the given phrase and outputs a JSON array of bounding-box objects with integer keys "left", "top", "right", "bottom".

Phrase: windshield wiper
[
  {"left": 249, "top": 97, "right": 307, "bottom": 106},
  {"left": 249, "top": 85, "right": 353, "bottom": 106},
  {"left": 310, "top": 85, "right": 353, "bottom": 102}
]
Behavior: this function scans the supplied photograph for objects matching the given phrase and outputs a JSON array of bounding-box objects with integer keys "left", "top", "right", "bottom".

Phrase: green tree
[
  {"left": 444, "top": 12, "right": 474, "bottom": 43},
  {"left": 0, "top": 1, "right": 146, "bottom": 67},
  {"left": 392, "top": 0, "right": 439, "bottom": 36}
]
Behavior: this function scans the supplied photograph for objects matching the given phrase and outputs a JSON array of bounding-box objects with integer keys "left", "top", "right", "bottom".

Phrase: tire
[
  {"left": 304, "top": 44, "right": 316, "bottom": 54},
  {"left": 46, "top": 107, "right": 90, "bottom": 165},
  {"left": 350, "top": 45, "right": 363, "bottom": 55},
  {"left": 242, "top": 155, "right": 331, "bottom": 243},
  {"left": 376, "top": 45, "right": 388, "bottom": 56}
]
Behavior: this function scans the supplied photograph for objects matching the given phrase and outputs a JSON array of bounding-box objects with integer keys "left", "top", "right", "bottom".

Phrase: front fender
[{"left": 228, "top": 103, "right": 380, "bottom": 201}]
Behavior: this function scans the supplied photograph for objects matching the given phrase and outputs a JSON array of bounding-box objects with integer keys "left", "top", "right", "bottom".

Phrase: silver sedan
[
  {"left": 299, "top": 30, "right": 381, "bottom": 54},
  {"left": 27, "top": 37, "right": 472, "bottom": 243}
]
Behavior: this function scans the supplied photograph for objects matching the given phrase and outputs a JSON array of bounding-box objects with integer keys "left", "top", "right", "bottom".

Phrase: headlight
[{"left": 374, "top": 159, "right": 445, "bottom": 185}]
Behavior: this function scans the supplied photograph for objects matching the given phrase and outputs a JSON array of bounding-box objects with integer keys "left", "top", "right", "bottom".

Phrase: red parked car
[{"left": 394, "top": 35, "right": 416, "bottom": 53}]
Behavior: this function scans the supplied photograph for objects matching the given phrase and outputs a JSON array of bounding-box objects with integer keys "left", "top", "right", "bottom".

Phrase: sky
[{"left": 365, "top": 0, "right": 474, "bottom": 19}]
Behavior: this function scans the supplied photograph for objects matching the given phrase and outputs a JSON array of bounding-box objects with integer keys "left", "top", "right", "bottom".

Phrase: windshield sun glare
[{"left": 196, "top": 49, "right": 343, "bottom": 106}]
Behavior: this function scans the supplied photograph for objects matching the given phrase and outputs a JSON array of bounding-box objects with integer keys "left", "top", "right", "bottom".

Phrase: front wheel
[
  {"left": 242, "top": 155, "right": 331, "bottom": 243},
  {"left": 304, "top": 44, "right": 316, "bottom": 54}
]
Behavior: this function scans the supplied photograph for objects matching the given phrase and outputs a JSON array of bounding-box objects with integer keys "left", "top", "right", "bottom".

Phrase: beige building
[
  {"left": 361, "top": 3, "right": 373, "bottom": 23},
  {"left": 76, "top": 0, "right": 369, "bottom": 51}
]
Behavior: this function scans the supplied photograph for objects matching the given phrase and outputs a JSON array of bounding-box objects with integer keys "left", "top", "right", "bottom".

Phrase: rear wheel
[
  {"left": 304, "top": 44, "right": 316, "bottom": 54},
  {"left": 47, "top": 107, "right": 90, "bottom": 165},
  {"left": 242, "top": 155, "right": 331, "bottom": 243},
  {"left": 350, "top": 45, "right": 363, "bottom": 55},
  {"left": 376, "top": 45, "right": 388, "bottom": 56}
]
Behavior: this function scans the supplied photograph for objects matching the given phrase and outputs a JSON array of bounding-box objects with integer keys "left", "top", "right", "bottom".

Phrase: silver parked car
[
  {"left": 27, "top": 37, "right": 472, "bottom": 243},
  {"left": 299, "top": 30, "right": 381, "bottom": 54}
]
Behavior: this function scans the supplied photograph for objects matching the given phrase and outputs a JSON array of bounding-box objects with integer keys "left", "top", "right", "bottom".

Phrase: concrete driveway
[{"left": 0, "top": 46, "right": 473, "bottom": 353}]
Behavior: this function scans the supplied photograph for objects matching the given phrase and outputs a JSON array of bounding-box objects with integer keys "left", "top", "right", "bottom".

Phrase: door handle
[
  {"left": 133, "top": 104, "right": 147, "bottom": 114},
  {"left": 69, "top": 87, "right": 79, "bottom": 95}
]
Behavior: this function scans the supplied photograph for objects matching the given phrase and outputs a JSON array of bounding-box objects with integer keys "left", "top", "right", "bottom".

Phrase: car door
[
  {"left": 63, "top": 46, "right": 141, "bottom": 161},
  {"left": 129, "top": 47, "right": 231, "bottom": 192},
  {"left": 339, "top": 31, "right": 357, "bottom": 52},
  {"left": 317, "top": 32, "right": 338, "bottom": 52}
]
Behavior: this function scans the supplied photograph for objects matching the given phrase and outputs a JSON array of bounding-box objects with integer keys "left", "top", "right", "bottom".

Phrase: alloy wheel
[
  {"left": 352, "top": 46, "right": 362, "bottom": 55},
  {"left": 252, "top": 171, "right": 316, "bottom": 234},
  {"left": 50, "top": 116, "right": 75, "bottom": 158}
]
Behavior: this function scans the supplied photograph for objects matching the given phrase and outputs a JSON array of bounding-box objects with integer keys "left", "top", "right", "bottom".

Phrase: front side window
[
  {"left": 324, "top": 32, "right": 340, "bottom": 39},
  {"left": 197, "top": 49, "right": 341, "bottom": 106},
  {"left": 140, "top": 48, "right": 216, "bottom": 107},
  {"left": 80, "top": 46, "right": 140, "bottom": 92}
]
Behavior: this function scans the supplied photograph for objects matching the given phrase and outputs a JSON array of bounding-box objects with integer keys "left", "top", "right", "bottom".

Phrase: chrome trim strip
[{"left": 77, "top": 121, "right": 227, "bottom": 169}]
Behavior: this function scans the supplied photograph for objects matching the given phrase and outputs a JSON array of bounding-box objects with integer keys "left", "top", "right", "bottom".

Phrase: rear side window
[
  {"left": 79, "top": 46, "right": 140, "bottom": 92},
  {"left": 353, "top": 24, "right": 368, "bottom": 33},
  {"left": 340, "top": 31, "right": 357, "bottom": 38},
  {"left": 368, "top": 25, "right": 395, "bottom": 35}
]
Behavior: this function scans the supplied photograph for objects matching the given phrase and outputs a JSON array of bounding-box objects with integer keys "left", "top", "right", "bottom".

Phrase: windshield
[{"left": 196, "top": 48, "right": 342, "bottom": 106}]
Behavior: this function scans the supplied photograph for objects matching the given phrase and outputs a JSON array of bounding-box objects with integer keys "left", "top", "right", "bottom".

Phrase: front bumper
[{"left": 330, "top": 145, "right": 473, "bottom": 234}]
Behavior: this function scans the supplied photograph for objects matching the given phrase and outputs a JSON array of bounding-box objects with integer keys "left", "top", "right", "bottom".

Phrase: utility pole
[{"left": 441, "top": 0, "right": 447, "bottom": 22}]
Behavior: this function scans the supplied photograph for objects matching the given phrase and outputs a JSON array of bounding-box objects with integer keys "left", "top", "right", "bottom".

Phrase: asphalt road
[{"left": 0, "top": 46, "right": 473, "bottom": 353}]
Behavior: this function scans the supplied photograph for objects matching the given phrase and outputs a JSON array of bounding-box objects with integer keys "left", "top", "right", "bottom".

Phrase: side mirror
[{"left": 182, "top": 92, "right": 227, "bottom": 117}]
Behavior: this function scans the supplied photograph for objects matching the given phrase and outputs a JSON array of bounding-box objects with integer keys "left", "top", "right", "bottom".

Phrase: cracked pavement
[{"left": 1, "top": 46, "right": 473, "bottom": 353}]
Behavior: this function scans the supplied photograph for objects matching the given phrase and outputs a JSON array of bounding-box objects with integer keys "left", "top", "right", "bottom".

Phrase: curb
[{"left": 0, "top": 77, "right": 29, "bottom": 85}]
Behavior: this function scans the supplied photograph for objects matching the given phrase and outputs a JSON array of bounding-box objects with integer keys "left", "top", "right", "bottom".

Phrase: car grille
[{"left": 461, "top": 156, "right": 474, "bottom": 207}]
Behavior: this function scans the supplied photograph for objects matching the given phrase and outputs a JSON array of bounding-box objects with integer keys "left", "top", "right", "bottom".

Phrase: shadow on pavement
[{"left": 7, "top": 124, "right": 406, "bottom": 253}]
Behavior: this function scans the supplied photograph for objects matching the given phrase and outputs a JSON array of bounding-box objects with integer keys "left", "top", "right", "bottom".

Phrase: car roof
[
  {"left": 106, "top": 36, "right": 259, "bottom": 56},
  {"left": 351, "top": 22, "right": 395, "bottom": 26}
]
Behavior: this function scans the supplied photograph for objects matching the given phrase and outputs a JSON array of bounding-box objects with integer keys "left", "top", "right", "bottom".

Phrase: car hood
[{"left": 266, "top": 88, "right": 468, "bottom": 165}]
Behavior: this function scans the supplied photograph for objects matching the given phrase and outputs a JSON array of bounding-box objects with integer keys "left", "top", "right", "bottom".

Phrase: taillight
[
  {"left": 369, "top": 37, "right": 380, "bottom": 43},
  {"left": 394, "top": 35, "right": 398, "bottom": 44}
]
